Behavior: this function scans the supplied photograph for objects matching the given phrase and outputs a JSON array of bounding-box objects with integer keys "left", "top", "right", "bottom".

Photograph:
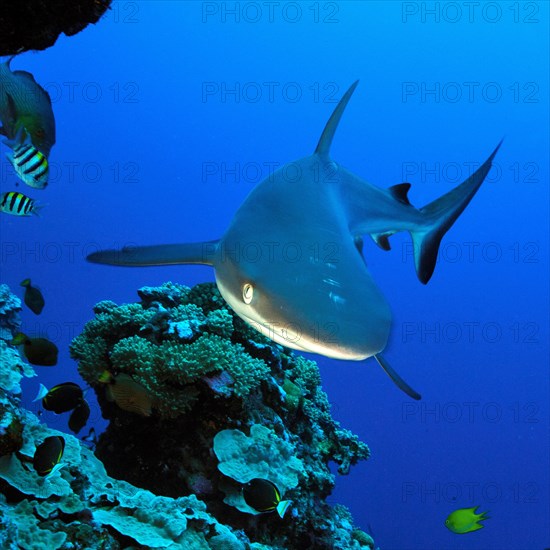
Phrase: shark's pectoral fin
[
  {"left": 87, "top": 241, "right": 219, "bottom": 267},
  {"left": 412, "top": 140, "right": 503, "bottom": 284},
  {"left": 374, "top": 354, "right": 421, "bottom": 400}
]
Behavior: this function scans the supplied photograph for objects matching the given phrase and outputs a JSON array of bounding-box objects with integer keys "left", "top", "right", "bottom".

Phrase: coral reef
[
  {"left": 0, "top": 0, "right": 112, "bottom": 56},
  {"left": 71, "top": 282, "right": 373, "bottom": 548},
  {"left": 0, "top": 284, "right": 22, "bottom": 343},
  {"left": 213, "top": 424, "right": 305, "bottom": 514},
  {"left": 0, "top": 282, "right": 376, "bottom": 549}
]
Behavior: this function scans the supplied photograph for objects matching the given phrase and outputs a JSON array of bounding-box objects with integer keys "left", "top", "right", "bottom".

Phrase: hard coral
[
  {"left": 0, "top": 283, "right": 377, "bottom": 549},
  {"left": 0, "top": 284, "right": 22, "bottom": 342},
  {"left": 69, "top": 282, "right": 376, "bottom": 549}
]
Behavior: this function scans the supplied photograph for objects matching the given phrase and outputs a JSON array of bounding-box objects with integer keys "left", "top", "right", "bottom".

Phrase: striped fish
[
  {"left": 0, "top": 191, "right": 42, "bottom": 216},
  {"left": 5, "top": 128, "right": 49, "bottom": 189}
]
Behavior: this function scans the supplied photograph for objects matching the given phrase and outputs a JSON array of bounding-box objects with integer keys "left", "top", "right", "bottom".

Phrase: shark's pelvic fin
[
  {"left": 374, "top": 354, "right": 421, "bottom": 400},
  {"left": 314, "top": 80, "right": 359, "bottom": 159},
  {"left": 87, "top": 241, "right": 218, "bottom": 267},
  {"left": 412, "top": 140, "right": 503, "bottom": 284},
  {"left": 370, "top": 233, "right": 392, "bottom": 251}
]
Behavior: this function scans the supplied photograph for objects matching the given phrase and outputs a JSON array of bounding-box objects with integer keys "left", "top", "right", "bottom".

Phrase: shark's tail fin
[{"left": 411, "top": 140, "right": 502, "bottom": 284}]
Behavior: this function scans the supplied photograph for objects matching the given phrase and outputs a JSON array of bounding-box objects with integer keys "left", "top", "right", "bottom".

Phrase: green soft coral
[
  {"left": 290, "top": 356, "right": 322, "bottom": 396},
  {"left": 93, "top": 302, "right": 160, "bottom": 337},
  {"left": 187, "top": 282, "right": 226, "bottom": 313},
  {"left": 110, "top": 335, "right": 157, "bottom": 372},
  {"left": 79, "top": 318, "right": 270, "bottom": 417},
  {"left": 206, "top": 308, "right": 234, "bottom": 338},
  {"left": 70, "top": 334, "right": 109, "bottom": 382}
]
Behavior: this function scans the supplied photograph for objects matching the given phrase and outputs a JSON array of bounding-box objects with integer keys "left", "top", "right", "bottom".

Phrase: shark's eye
[{"left": 242, "top": 283, "right": 254, "bottom": 304}]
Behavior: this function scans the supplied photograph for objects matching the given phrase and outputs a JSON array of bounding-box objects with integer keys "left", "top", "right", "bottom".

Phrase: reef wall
[
  {"left": 0, "top": 282, "right": 376, "bottom": 549},
  {"left": 0, "top": 0, "right": 112, "bottom": 56}
]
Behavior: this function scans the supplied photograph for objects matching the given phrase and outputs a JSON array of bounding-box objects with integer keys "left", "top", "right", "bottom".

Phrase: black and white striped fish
[
  {"left": 4, "top": 127, "right": 49, "bottom": 189},
  {"left": 0, "top": 191, "right": 43, "bottom": 216}
]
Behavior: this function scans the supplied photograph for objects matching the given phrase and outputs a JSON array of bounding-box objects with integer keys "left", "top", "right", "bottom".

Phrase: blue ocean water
[{"left": 1, "top": 2, "right": 548, "bottom": 549}]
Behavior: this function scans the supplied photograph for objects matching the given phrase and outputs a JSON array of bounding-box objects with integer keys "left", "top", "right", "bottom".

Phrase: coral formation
[
  {"left": 0, "top": 282, "right": 376, "bottom": 549},
  {"left": 213, "top": 424, "right": 305, "bottom": 514},
  {"left": 0, "top": 284, "right": 22, "bottom": 343},
  {"left": 0, "top": 0, "right": 112, "bottom": 56}
]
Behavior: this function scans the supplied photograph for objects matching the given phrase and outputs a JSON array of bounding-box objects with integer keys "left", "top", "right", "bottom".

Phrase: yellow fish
[{"left": 445, "top": 506, "right": 489, "bottom": 534}]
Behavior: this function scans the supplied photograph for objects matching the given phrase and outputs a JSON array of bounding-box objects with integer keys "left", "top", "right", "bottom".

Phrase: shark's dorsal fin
[
  {"left": 314, "top": 80, "right": 359, "bottom": 159},
  {"left": 388, "top": 183, "right": 412, "bottom": 205}
]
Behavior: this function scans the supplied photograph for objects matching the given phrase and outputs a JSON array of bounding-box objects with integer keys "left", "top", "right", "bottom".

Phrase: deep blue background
[{"left": 1, "top": 2, "right": 548, "bottom": 549}]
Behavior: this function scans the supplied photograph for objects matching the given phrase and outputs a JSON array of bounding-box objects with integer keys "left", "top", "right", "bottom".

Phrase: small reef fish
[
  {"left": 20, "top": 278, "right": 45, "bottom": 314},
  {"left": 34, "top": 382, "right": 83, "bottom": 413},
  {"left": 445, "top": 506, "right": 490, "bottom": 534},
  {"left": 68, "top": 400, "right": 90, "bottom": 434},
  {"left": 4, "top": 122, "right": 49, "bottom": 189},
  {"left": 33, "top": 435, "right": 65, "bottom": 477},
  {"left": 0, "top": 57, "right": 56, "bottom": 157},
  {"left": 33, "top": 382, "right": 90, "bottom": 434},
  {"left": 242, "top": 478, "right": 292, "bottom": 518},
  {"left": 0, "top": 191, "right": 43, "bottom": 216},
  {"left": 11, "top": 332, "right": 58, "bottom": 366},
  {"left": 101, "top": 371, "right": 153, "bottom": 417}
]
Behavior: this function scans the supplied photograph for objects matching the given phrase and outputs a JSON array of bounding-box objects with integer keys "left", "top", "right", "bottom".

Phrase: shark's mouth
[{"left": 235, "top": 309, "right": 369, "bottom": 360}]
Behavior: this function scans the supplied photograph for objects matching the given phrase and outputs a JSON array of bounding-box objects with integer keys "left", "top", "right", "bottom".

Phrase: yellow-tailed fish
[
  {"left": 33, "top": 435, "right": 65, "bottom": 477},
  {"left": 445, "top": 506, "right": 490, "bottom": 534},
  {"left": 21, "top": 278, "right": 45, "bottom": 314},
  {"left": 0, "top": 57, "right": 55, "bottom": 156},
  {"left": 33, "top": 382, "right": 89, "bottom": 434},
  {"left": 4, "top": 122, "right": 49, "bottom": 189},
  {"left": 242, "top": 478, "right": 292, "bottom": 518},
  {"left": 106, "top": 373, "right": 153, "bottom": 416},
  {"left": 0, "top": 191, "right": 43, "bottom": 216},
  {"left": 33, "top": 382, "right": 83, "bottom": 413}
]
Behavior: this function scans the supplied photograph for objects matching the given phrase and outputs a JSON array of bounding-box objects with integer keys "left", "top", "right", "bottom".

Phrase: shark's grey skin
[{"left": 88, "top": 81, "right": 501, "bottom": 400}]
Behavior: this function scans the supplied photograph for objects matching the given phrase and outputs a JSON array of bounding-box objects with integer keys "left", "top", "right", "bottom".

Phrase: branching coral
[{"left": 67, "top": 281, "right": 376, "bottom": 548}]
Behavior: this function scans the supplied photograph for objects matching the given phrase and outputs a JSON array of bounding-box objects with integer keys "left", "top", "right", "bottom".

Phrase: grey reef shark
[{"left": 88, "top": 81, "right": 501, "bottom": 400}]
